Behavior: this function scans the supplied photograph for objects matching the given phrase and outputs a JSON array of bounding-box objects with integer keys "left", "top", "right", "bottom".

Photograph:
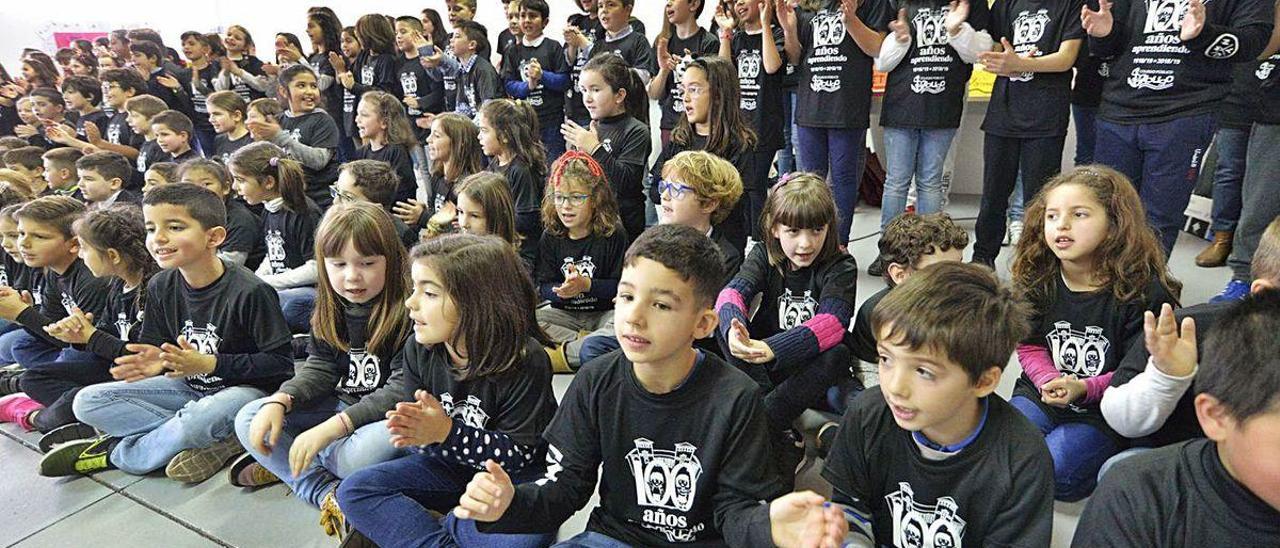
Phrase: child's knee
[{"left": 71, "top": 382, "right": 116, "bottom": 423}]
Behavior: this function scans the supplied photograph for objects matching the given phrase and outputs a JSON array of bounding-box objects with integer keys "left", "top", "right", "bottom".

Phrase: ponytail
[
  {"left": 583, "top": 55, "right": 649, "bottom": 128},
  {"left": 229, "top": 141, "right": 310, "bottom": 212},
  {"left": 275, "top": 158, "right": 308, "bottom": 212},
  {"left": 479, "top": 99, "right": 547, "bottom": 184}
]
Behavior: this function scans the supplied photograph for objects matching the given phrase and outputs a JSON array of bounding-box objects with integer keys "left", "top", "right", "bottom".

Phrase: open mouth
[{"left": 1054, "top": 236, "right": 1074, "bottom": 250}]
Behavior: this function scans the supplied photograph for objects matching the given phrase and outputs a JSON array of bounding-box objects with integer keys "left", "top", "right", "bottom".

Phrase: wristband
[{"left": 337, "top": 412, "right": 355, "bottom": 435}]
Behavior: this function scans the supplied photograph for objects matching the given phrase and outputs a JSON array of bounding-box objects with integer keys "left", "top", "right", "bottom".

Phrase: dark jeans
[
  {"left": 746, "top": 147, "right": 777, "bottom": 241},
  {"left": 338, "top": 451, "right": 552, "bottom": 548},
  {"left": 1227, "top": 123, "right": 1280, "bottom": 282},
  {"left": 541, "top": 121, "right": 566, "bottom": 166},
  {"left": 1095, "top": 113, "right": 1217, "bottom": 255},
  {"left": 974, "top": 133, "right": 1066, "bottom": 261},
  {"left": 194, "top": 128, "right": 217, "bottom": 159},
  {"left": 1010, "top": 396, "right": 1117, "bottom": 502},
  {"left": 1071, "top": 104, "right": 1098, "bottom": 166},
  {"left": 1209, "top": 127, "right": 1250, "bottom": 233},
  {"left": 720, "top": 340, "right": 852, "bottom": 435},
  {"left": 777, "top": 89, "right": 797, "bottom": 176},
  {"left": 20, "top": 358, "right": 113, "bottom": 433},
  {"left": 796, "top": 126, "right": 868, "bottom": 245}
]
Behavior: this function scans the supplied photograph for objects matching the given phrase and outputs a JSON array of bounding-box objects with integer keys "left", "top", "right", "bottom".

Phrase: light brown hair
[
  {"left": 760, "top": 172, "right": 840, "bottom": 268},
  {"left": 660, "top": 150, "right": 743, "bottom": 226}
]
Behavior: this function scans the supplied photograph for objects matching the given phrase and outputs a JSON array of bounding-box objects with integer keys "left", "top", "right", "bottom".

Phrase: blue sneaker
[{"left": 1210, "top": 280, "right": 1250, "bottom": 303}]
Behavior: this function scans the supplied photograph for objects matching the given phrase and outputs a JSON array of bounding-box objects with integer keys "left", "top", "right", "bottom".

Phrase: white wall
[{"left": 2, "top": 0, "right": 717, "bottom": 72}]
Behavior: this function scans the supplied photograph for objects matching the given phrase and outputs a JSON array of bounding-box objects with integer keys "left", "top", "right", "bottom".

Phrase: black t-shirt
[
  {"left": 0, "top": 253, "right": 27, "bottom": 290},
  {"left": 1217, "top": 61, "right": 1265, "bottom": 130},
  {"left": 398, "top": 54, "right": 445, "bottom": 124},
  {"left": 187, "top": 64, "right": 219, "bottom": 134},
  {"left": 347, "top": 52, "right": 402, "bottom": 135},
  {"left": 497, "top": 350, "right": 784, "bottom": 546},
  {"left": 308, "top": 52, "right": 343, "bottom": 126},
  {"left": 823, "top": 386, "right": 1055, "bottom": 547},
  {"left": 795, "top": 1, "right": 894, "bottom": 129},
  {"left": 13, "top": 261, "right": 40, "bottom": 296},
  {"left": 136, "top": 140, "right": 164, "bottom": 176},
  {"left": 592, "top": 113, "right": 652, "bottom": 239},
  {"left": 425, "top": 172, "right": 458, "bottom": 218},
  {"left": 262, "top": 200, "right": 320, "bottom": 275},
  {"left": 1014, "top": 275, "right": 1174, "bottom": 428},
  {"left": 105, "top": 111, "right": 143, "bottom": 151},
  {"left": 981, "top": 0, "right": 1085, "bottom": 138},
  {"left": 593, "top": 31, "right": 657, "bottom": 78},
  {"left": 74, "top": 110, "right": 110, "bottom": 142},
  {"left": 728, "top": 240, "right": 858, "bottom": 341},
  {"left": 487, "top": 159, "right": 542, "bottom": 243},
  {"left": 342, "top": 335, "right": 557, "bottom": 440},
  {"left": 298, "top": 301, "right": 406, "bottom": 402},
  {"left": 352, "top": 143, "right": 417, "bottom": 204},
  {"left": 278, "top": 110, "right": 341, "bottom": 203},
  {"left": 496, "top": 29, "right": 519, "bottom": 70},
  {"left": 140, "top": 261, "right": 293, "bottom": 392},
  {"left": 228, "top": 56, "right": 267, "bottom": 101},
  {"left": 1073, "top": 439, "right": 1280, "bottom": 547},
  {"left": 213, "top": 132, "right": 252, "bottom": 164},
  {"left": 20, "top": 260, "right": 111, "bottom": 341},
  {"left": 845, "top": 286, "right": 890, "bottom": 364},
  {"left": 81, "top": 278, "right": 145, "bottom": 361},
  {"left": 501, "top": 37, "right": 571, "bottom": 127},
  {"left": 1090, "top": 0, "right": 1277, "bottom": 125},
  {"left": 732, "top": 27, "right": 787, "bottom": 150},
  {"left": 535, "top": 229, "right": 628, "bottom": 312},
  {"left": 224, "top": 198, "right": 264, "bottom": 270},
  {"left": 168, "top": 149, "right": 201, "bottom": 164},
  {"left": 1070, "top": 41, "right": 1109, "bottom": 107},
  {"left": 655, "top": 28, "right": 721, "bottom": 130},
  {"left": 881, "top": 0, "right": 992, "bottom": 129},
  {"left": 1252, "top": 53, "right": 1280, "bottom": 126}
]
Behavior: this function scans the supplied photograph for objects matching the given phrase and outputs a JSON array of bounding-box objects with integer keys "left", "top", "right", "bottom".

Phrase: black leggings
[
  {"left": 726, "top": 343, "right": 853, "bottom": 435},
  {"left": 973, "top": 133, "right": 1066, "bottom": 261},
  {"left": 21, "top": 360, "right": 114, "bottom": 433}
]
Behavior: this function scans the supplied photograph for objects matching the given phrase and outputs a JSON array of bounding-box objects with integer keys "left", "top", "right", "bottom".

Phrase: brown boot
[{"left": 1195, "top": 231, "right": 1233, "bottom": 267}]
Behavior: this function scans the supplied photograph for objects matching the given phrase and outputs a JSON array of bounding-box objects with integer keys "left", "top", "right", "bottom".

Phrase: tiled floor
[{"left": 0, "top": 196, "right": 1228, "bottom": 547}]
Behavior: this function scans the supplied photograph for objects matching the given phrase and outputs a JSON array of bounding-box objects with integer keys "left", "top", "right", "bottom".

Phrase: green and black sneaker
[{"left": 39, "top": 435, "right": 118, "bottom": 477}]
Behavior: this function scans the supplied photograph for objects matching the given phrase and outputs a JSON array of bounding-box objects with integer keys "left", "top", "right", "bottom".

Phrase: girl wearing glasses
[{"left": 535, "top": 152, "right": 628, "bottom": 373}]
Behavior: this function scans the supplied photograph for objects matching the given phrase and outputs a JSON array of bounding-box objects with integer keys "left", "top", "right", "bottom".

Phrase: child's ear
[
  {"left": 67, "top": 235, "right": 80, "bottom": 255},
  {"left": 698, "top": 198, "right": 719, "bottom": 217},
  {"left": 972, "top": 365, "right": 1001, "bottom": 398},
  {"left": 106, "top": 248, "right": 123, "bottom": 265},
  {"left": 693, "top": 306, "right": 718, "bottom": 340},
  {"left": 205, "top": 225, "right": 228, "bottom": 249},
  {"left": 887, "top": 262, "right": 910, "bottom": 285},
  {"left": 109, "top": 177, "right": 124, "bottom": 191},
  {"left": 264, "top": 175, "right": 278, "bottom": 190},
  {"left": 1195, "top": 392, "right": 1235, "bottom": 443}
]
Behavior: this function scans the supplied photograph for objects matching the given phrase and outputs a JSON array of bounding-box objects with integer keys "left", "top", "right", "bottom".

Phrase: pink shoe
[{"left": 0, "top": 393, "right": 43, "bottom": 431}]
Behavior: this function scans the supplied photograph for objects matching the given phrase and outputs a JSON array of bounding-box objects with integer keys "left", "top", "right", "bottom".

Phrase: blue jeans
[
  {"left": 880, "top": 127, "right": 957, "bottom": 229},
  {"left": 338, "top": 451, "right": 553, "bottom": 548},
  {"left": 1010, "top": 396, "right": 1118, "bottom": 502},
  {"left": 1008, "top": 173, "right": 1025, "bottom": 222},
  {"left": 777, "top": 89, "right": 798, "bottom": 176},
  {"left": 12, "top": 333, "right": 99, "bottom": 370},
  {"left": 796, "top": 126, "right": 868, "bottom": 245},
  {"left": 1095, "top": 113, "right": 1217, "bottom": 255},
  {"left": 556, "top": 532, "right": 631, "bottom": 547},
  {"left": 578, "top": 333, "right": 620, "bottom": 366},
  {"left": 1209, "top": 127, "right": 1249, "bottom": 232},
  {"left": 0, "top": 327, "right": 27, "bottom": 363},
  {"left": 278, "top": 286, "right": 317, "bottom": 334},
  {"left": 234, "top": 396, "right": 407, "bottom": 507},
  {"left": 541, "top": 122, "right": 566, "bottom": 167},
  {"left": 73, "top": 376, "right": 265, "bottom": 475},
  {"left": 1071, "top": 104, "right": 1098, "bottom": 166}
]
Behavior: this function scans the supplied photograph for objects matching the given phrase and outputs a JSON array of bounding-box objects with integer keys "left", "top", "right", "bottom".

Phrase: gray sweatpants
[{"left": 1227, "top": 123, "right": 1280, "bottom": 281}]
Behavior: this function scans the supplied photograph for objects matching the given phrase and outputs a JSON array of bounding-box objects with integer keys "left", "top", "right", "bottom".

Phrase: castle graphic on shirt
[
  {"left": 913, "top": 7, "right": 951, "bottom": 49},
  {"left": 1143, "top": 0, "right": 1189, "bottom": 35},
  {"left": 60, "top": 292, "right": 77, "bottom": 315},
  {"left": 440, "top": 393, "right": 489, "bottom": 429},
  {"left": 886, "top": 482, "right": 968, "bottom": 548},
  {"left": 360, "top": 65, "right": 375, "bottom": 86},
  {"left": 264, "top": 229, "right": 287, "bottom": 273},
  {"left": 0, "top": 267, "right": 8, "bottom": 288},
  {"left": 626, "top": 438, "right": 705, "bottom": 543},
  {"left": 669, "top": 52, "right": 695, "bottom": 114},
  {"left": 808, "top": 10, "right": 848, "bottom": 93},
  {"left": 1009, "top": 9, "right": 1050, "bottom": 82},
  {"left": 561, "top": 255, "right": 597, "bottom": 280},
  {"left": 736, "top": 49, "right": 762, "bottom": 110},
  {"left": 181, "top": 320, "right": 224, "bottom": 385},
  {"left": 909, "top": 7, "right": 953, "bottom": 94},
  {"left": 518, "top": 59, "right": 546, "bottom": 106},
  {"left": 778, "top": 288, "right": 817, "bottom": 331},
  {"left": 106, "top": 121, "right": 122, "bottom": 145},
  {"left": 340, "top": 348, "right": 380, "bottom": 391},
  {"left": 114, "top": 310, "right": 142, "bottom": 341},
  {"left": 1046, "top": 321, "right": 1110, "bottom": 378}
]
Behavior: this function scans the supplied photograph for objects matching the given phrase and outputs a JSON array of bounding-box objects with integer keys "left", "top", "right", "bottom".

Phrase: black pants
[
  {"left": 20, "top": 360, "right": 113, "bottom": 433},
  {"left": 723, "top": 342, "right": 853, "bottom": 435},
  {"left": 746, "top": 147, "right": 778, "bottom": 242},
  {"left": 973, "top": 133, "right": 1066, "bottom": 260}
]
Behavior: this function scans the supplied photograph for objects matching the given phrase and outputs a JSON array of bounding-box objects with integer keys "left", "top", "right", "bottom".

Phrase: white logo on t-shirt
[
  {"left": 342, "top": 348, "right": 381, "bottom": 390},
  {"left": 1009, "top": 10, "right": 1050, "bottom": 82},
  {"left": 778, "top": 288, "right": 817, "bottom": 330},
  {"left": 60, "top": 293, "right": 78, "bottom": 315},
  {"left": 886, "top": 482, "right": 968, "bottom": 548},
  {"left": 1143, "top": 0, "right": 1189, "bottom": 35},
  {"left": 264, "top": 229, "right": 287, "bottom": 273},
  {"left": 440, "top": 393, "right": 489, "bottom": 428},
  {"left": 181, "top": 320, "right": 224, "bottom": 385},
  {"left": 626, "top": 438, "right": 705, "bottom": 543},
  {"left": 561, "top": 255, "right": 597, "bottom": 279},
  {"left": 1046, "top": 321, "right": 1110, "bottom": 378},
  {"left": 1258, "top": 61, "right": 1276, "bottom": 80},
  {"left": 914, "top": 7, "right": 951, "bottom": 48},
  {"left": 1127, "top": 67, "right": 1176, "bottom": 90}
]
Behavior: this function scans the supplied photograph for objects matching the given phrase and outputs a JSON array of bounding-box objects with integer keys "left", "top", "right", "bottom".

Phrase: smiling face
[
  {"left": 285, "top": 71, "right": 320, "bottom": 113},
  {"left": 143, "top": 203, "right": 221, "bottom": 270},
  {"left": 406, "top": 259, "right": 459, "bottom": 346},
  {"left": 340, "top": 31, "right": 361, "bottom": 58},
  {"left": 681, "top": 66, "right": 710, "bottom": 126},
  {"left": 224, "top": 28, "right": 247, "bottom": 54},
  {"left": 324, "top": 240, "right": 387, "bottom": 304},
  {"left": 876, "top": 326, "right": 997, "bottom": 445},
  {"left": 208, "top": 104, "right": 242, "bottom": 134},
  {"left": 657, "top": 174, "right": 714, "bottom": 229},
  {"left": 182, "top": 36, "right": 208, "bottom": 63},
  {"left": 1043, "top": 183, "right": 1109, "bottom": 268},
  {"left": 103, "top": 82, "right": 132, "bottom": 110},
  {"left": 613, "top": 257, "right": 716, "bottom": 368},
  {"left": 734, "top": 0, "right": 760, "bottom": 22},
  {"left": 579, "top": 69, "right": 625, "bottom": 120},
  {"left": 772, "top": 223, "right": 828, "bottom": 269},
  {"left": 455, "top": 192, "right": 489, "bottom": 236},
  {"left": 506, "top": 2, "right": 523, "bottom": 35},
  {"left": 17, "top": 218, "right": 77, "bottom": 270},
  {"left": 426, "top": 119, "right": 453, "bottom": 163}
]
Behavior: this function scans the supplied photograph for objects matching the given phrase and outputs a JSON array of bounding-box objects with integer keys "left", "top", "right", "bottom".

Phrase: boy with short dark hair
[
  {"left": 1075, "top": 289, "right": 1280, "bottom": 545},
  {"left": 443, "top": 20, "right": 501, "bottom": 119},
  {"left": 40, "top": 183, "right": 294, "bottom": 484},
  {"left": 394, "top": 15, "right": 445, "bottom": 139},
  {"left": 124, "top": 95, "right": 169, "bottom": 178},
  {"left": 94, "top": 69, "right": 147, "bottom": 170},
  {"left": 824, "top": 261, "right": 1055, "bottom": 547},
  {"left": 76, "top": 151, "right": 137, "bottom": 207},
  {"left": 3, "top": 146, "right": 46, "bottom": 190},
  {"left": 53, "top": 76, "right": 110, "bottom": 149},
  {"left": 40, "top": 147, "right": 84, "bottom": 198},
  {"left": 333, "top": 159, "right": 419, "bottom": 247},
  {"left": 455, "top": 224, "right": 845, "bottom": 546},
  {"left": 501, "top": 0, "right": 571, "bottom": 160},
  {"left": 129, "top": 40, "right": 194, "bottom": 114},
  {"left": 25, "top": 88, "right": 70, "bottom": 150},
  {"left": 150, "top": 109, "right": 200, "bottom": 163}
]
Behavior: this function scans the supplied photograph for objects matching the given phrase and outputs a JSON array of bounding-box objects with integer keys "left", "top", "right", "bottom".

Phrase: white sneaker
[
  {"left": 1009, "top": 220, "right": 1024, "bottom": 247},
  {"left": 1002, "top": 224, "right": 1012, "bottom": 246}
]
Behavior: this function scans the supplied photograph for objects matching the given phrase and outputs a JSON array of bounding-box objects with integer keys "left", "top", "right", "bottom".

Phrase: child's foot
[
  {"left": 38, "top": 422, "right": 100, "bottom": 453},
  {"left": 39, "top": 435, "right": 118, "bottom": 477},
  {"left": 0, "top": 393, "right": 42, "bottom": 431},
  {"left": 0, "top": 369, "right": 24, "bottom": 396},
  {"left": 227, "top": 453, "right": 282, "bottom": 488},
  {"left": 165, "top": 436, "right": 245, "bottom": 483},
  {"left": 319, "top": 488, "right": 347, "bottom": 537}
]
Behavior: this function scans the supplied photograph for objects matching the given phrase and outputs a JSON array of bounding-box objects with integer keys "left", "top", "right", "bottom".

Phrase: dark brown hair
[
  {"left": 16, "top": 195, "right": 86, "bottom": 239},
  {"left": 878, "top": 212, "right": 969, "bottom": 287},
  {"left": 455, "top": 172, "right": 520, "bottom": 248},
  {"left": 671, "top": 56, "right": 756, "bottom": 159},
  {"left": 760, "top": 172, "right": 840, "bottom": 268},
  {"left": 478, "top": 99, "right": 547, "bottom": 185}
]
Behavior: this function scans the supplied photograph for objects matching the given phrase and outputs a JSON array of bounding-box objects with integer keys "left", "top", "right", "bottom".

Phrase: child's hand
[
  {"left": 563, "top": 26, "right": 588, "bottom": 50},
  {"left": 328, "top": 51, "right": 347, "bottom": 73},
  {"left": 1144, "top": 304, "right": 1197, "bottom": 378},
  {"left": 46, "top": 123, "right": 77, "bottom": 145},
  {"left": 386, "top": 390, "right": 454, "bottom": 448},
  {"left": 1081, "top": 0, "right": 1115, "bottom": 38},
  {"left": 219, "top": 56, "right": 241, "bottom": 75},
  {"left": 1040, "top": 375, "right": 1086, "bottom": 407},
  {"left": 889, "top": 9, "right": 911, "bottom": 43},
  {"left": 403, "top": 95, "right": 420, "bottom": 109},
  {"left": 337, "top": 72, "right": 355, "bottom": 89},
  {"left": 261, "top": 63, "right": 281, "bottom": 77},
  {"left": 411, "top": 30, "right": 431, "bottom": 50},
  {"left": 560, "top": 120, "right": 600, "bottom": 153},
  {"left": 82, "top": 121, "right": 103, "bottom": 144},
  {"left": 453, "top": 459, "right": 515, "bottom": 522},
  {"left": 553, "top": 264, "right": 592, "bottom": 299},
  {"left": 112, "top": 343, "right": 166, "bottom": 382},
  {"left": 246, "top": 116, "right": 282, "bottom": 141},
  {"left": 288, "top": 416, "right": 348, "bottom": 477},
  {"left": 769, "top": 491, "right": 847, "bottom": 548},
  {"left": 160, "top": 336, "right": 217, "bottom": 378},
  {"left": 978, "top": 39, "right": 1030, "bottom": 76},
  {"left": 247, "top": 397, "right": 287, "bottom": 455},
  {"left": 943, "top": 0, "right": 971, "bottom": 35},
  {"left": 525, "top": 58, "right": 543, "bottom": 86},
  {"left": 728, "top": 318, "right": 775, "bottom": 364},
  {"left": 1180, "top": 0, "right": 1206, "bottom": 41},
  {"left": 420, "top": 47, "right": 445, "bottom": 70},
  {"left": 656, "top": 37, "right": 678, "bottom": 72},
  {"left": 715, "top": 2, "right": 737, "bottom": 33},
  {"left": 0, "top": 287, "right": 31, "bottom": 320},
  {"left": 13, "top": 124, "right": 37, "bottom": 138},
  {"left": 393, "top": 199, "right": 426, "bottom": 225},
  {"left": 43, "top": 307, "right": 97, "bottom": 345},
  {"left": 156, "top": 74, "right": 181, "bottom": 90}
]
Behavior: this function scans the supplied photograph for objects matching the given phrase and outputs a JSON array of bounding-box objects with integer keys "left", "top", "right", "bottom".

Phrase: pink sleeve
[
  {"left": 715, "top": 288, "right": 747, "bottom": 314},
  {"left": 1082, "top": 372, "right": 1115, "bottom": 405},
  {"left": 1017, "top": 344, "right": 1061, "bottom": 389}
]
